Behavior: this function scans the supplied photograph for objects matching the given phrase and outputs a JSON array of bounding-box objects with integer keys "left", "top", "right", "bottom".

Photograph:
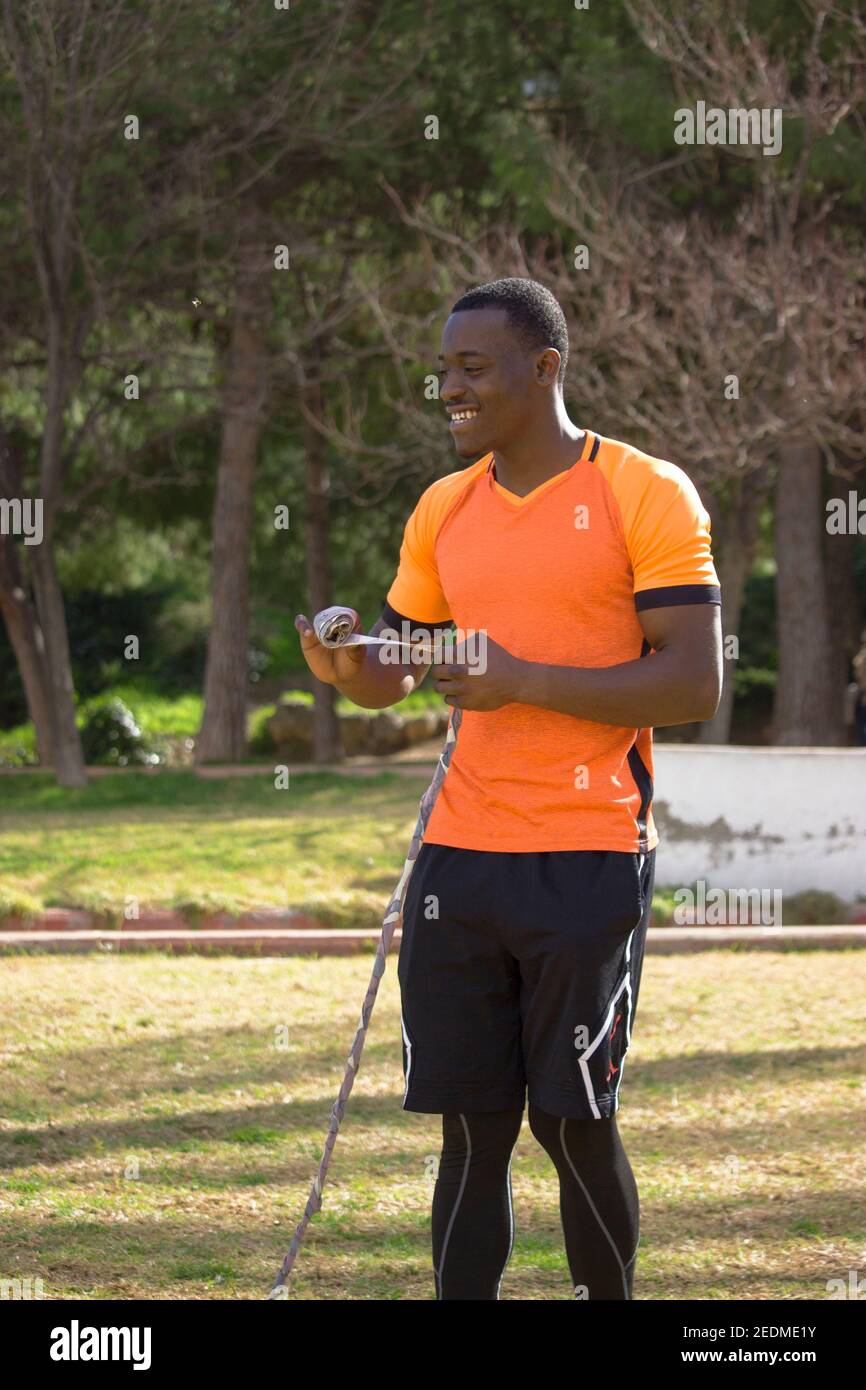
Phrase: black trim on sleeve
[
  {"left": 634, "top": 584, "right": 721, "bottom": 611},
  {"left": 587, "top": 433, "right": 600, "bottom": 462},
  {"left": 381, "top": 600, "right": 455, "bottom": 639}
]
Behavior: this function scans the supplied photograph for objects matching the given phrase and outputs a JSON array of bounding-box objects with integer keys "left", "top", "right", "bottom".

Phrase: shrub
[
  {"left": 781, "top": 890, "right": 853, "bottom": 925},
  {"left": 247, "top": 704, "right": 278, "bottom": 757},
  {"left": 79, "top": 697, "right": 158, "bottom": 767}
]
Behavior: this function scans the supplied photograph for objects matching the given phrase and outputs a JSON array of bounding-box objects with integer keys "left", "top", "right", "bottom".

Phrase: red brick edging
[
  {"left": 0, "top": 911, "right": 864, "bottom": 956},
  {"left": 0, "top": 908, "right": 329, "bottom": 934}
]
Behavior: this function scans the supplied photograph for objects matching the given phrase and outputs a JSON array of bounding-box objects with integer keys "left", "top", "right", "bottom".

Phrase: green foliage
[
  {"left": 247, "top": 705, "right": 276, "bottom": 758},
  {"left": 734, "top": 569, "right": 778, "bottom": 689},
  {"left": 79, "top": 697, "right": 158, "bottom": 767},
  {"left": 648, "top": 886, "right": 681, "bottom": 926},
  {"left": 782, "top": 890, "right": 854, "bottom": 926},
  {"left": 70, "top": 587, "right": 208, "bottom": 697},
  {"left": 0, "top": 721, "right": 38, "bottom": 769},
  {"left": 0, "top": 579, "right": 209, "bottom": 730},
  {"left": 651, "top": 884, "right": 859, "bottom": 926},
  {"left": 107, "top": 684, "right": 203, "bottom": 738}
]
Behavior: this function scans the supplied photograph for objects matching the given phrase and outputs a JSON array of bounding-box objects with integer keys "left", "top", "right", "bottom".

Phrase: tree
[
  {"left": 0, "top": 0, "right": 211, "bottom": 782},
  {"left": 624, "top": 0, "right": 866, "bottom": 743},
  {"left": 0, "top": 425, "right": 54, "bottom": 762},
  {"left": 194, "top": 0, "right": 435, "bottom": 762}
]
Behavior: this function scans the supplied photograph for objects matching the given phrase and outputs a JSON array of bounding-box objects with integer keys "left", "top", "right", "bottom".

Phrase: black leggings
[{"left": 431, "top": 1104, "right": 639, "bottom": 1300}]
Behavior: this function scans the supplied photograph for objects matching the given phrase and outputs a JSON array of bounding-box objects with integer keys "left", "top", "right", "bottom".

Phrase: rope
[{"left": 268, "top": 612, "right": 461, "bottom": 1298}]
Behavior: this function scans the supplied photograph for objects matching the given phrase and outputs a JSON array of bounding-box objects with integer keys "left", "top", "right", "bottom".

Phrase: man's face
[{"left": 438, "top": 307, "right": 548, "bottom": 460}]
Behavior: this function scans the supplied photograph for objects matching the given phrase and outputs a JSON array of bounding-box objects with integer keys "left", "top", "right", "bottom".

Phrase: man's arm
[
  {"left": 515, "top": 603, "right": 722, "bottom": 727},
  {"left": 332, "top": 613, "right": 435, "bottom": 710},
  {"left": 320, "top": 476, "right": 453, "bottom": 707},
  {"left": 432, "top": 603, "right": 722, "bottom": 727}
]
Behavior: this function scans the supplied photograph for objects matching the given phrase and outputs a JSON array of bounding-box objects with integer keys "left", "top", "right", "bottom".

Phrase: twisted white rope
[{"left": 268, "top": 607, "right": 460, "bottom": 1298}]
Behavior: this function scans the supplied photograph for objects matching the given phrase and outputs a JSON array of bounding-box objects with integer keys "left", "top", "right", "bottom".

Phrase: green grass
[
  {"left": 0, "top": 950, "right": 862, "bottom": 1299},
  {"left": 0, "top": 768, "right": 431, "bottom": 926},
  {"left": 1, "top": 768, "right": 861, "bottom": 924}
]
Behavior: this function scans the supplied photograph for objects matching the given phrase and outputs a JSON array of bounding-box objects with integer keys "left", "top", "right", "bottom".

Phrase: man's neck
[{"left": 491, "top": 414, "right": 585, "bottom": 498}]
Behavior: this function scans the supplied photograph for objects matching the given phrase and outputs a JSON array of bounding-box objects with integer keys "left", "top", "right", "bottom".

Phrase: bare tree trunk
[
  {"left": 700, "top": 471, "right": 768, "bottom": 744},
  {"left": 302, "top": 357, "right": 342, "bottom": 764},
  {"left": 824, "top": 525, "right": 858, "bottom": 726},
  {"left": 773, "top": 442, "right": 843, "bottom": 745},
  {"left": 0, "top": 539, "right": 54, "bottom": 764},
  {"left": 29, "top": 543, "right": 87, "bottom": 783},
  {"left": 196, "top": 218, "right": 271, "bottom": 764},
  {"left": 823, "top": 454, "right": 864, "bottom": 744},
  {"left": 31, "top": 325, "right": 87, "bottom": 788},
  {"left": 0, "top": 428, "right": 55, "bottom": 762},
  {"left": 699, "top": 541, "right": 750, "bottom": 744}
]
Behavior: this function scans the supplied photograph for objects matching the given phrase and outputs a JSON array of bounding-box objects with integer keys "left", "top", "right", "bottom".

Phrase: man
[{"left": 296, "top": 277, "right": 722, "bottom": 1300}]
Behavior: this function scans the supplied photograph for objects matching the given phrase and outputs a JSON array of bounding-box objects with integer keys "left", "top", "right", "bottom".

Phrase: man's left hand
[{"left": 431, "top": 633, "right": 527, "bottom": 712}]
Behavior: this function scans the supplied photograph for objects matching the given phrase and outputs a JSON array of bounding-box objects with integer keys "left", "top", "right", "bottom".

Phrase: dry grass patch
[{"left": 0, "top": 949, "right": 863, "bottom": 1300}]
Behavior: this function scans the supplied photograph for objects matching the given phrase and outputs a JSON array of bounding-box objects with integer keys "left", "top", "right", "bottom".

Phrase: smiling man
[{"left": 295, "top": 276, "right": 722, "bottom": 1301}]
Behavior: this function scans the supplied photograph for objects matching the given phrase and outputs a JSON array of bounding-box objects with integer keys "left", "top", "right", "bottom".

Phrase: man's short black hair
[{"left": 450, "top": 277, "right": 569, "bottom": 384}]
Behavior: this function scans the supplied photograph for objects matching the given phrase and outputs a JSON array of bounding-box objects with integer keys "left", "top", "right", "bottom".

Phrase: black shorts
[{"left": 397, "top": 843, "right": 655, "bottom": 1119}]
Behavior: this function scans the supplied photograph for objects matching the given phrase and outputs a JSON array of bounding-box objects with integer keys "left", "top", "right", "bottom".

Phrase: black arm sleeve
[{"left": 380, "top": 600, "right": 455, "bottom": 642}]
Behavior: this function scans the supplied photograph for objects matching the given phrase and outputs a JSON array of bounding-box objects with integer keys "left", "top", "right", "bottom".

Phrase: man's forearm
[
  {"left": 334, "top": 645, "right": 422, "bottom": 710},
  {"left": 513, "top": 649, "right": 719, "bottom": 728}
]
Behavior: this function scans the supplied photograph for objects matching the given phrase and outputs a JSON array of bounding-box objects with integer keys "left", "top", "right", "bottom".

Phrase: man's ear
[{"left": 535, "top": 347, "right": 562, "bottom": 387}]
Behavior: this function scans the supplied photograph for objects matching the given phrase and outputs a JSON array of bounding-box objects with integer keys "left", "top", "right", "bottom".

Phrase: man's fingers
[{"left": 431, "top": 663, "right": 468, "bottom": 679}]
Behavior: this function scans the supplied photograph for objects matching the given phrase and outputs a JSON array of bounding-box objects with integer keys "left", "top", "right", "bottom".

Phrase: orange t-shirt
[{"left": 384, "top": 429, "right": 721, "bottom": 852}]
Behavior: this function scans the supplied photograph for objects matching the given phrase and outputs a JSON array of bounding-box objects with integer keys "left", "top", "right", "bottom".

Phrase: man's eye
[{"left": 464, "top": 366, "right": 483, "bottom": 375}]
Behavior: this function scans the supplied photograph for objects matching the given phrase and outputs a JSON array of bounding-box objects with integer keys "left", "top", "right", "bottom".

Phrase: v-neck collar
[{"left": 484, "top": 430, "right": 597, "bottom": 509}]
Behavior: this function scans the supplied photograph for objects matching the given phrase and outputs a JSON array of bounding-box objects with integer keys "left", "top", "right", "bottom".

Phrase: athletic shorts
[{"left": 397, "top": 844, "right": 655, "bottom": 1119}]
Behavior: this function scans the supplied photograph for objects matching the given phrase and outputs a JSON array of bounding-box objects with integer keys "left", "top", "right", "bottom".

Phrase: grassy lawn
[
  {"left": 0, "top": 950, "right": 862, "bottom": 1300},
  {"left": 1, "top": 768, "right": 861, "bottom": 926},
  {"left": 0, "top": 770, "right": 432, "bottom": 926}
]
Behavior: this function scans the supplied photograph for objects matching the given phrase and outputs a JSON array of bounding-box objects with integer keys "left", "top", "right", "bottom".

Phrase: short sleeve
[
  {"left": 613, "top": 453, "right": 721, "bottom": 611},
  {"left": 385, "top": 484, "right": 453, "bottom": 623}
]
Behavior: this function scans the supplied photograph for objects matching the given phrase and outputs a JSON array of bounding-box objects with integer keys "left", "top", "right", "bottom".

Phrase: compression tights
[{"left": 430, "top": 1104, "right": 640, "bottom": 1300}]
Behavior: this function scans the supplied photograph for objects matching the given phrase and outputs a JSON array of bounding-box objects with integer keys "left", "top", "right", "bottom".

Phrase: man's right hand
[{"left": 295, "top": 613, "right": 368, "bottom": 686}]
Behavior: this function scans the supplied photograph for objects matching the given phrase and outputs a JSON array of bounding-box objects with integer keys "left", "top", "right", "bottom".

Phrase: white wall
[{"left": 652, "top": 745, "right": 866, "bottom": 900}]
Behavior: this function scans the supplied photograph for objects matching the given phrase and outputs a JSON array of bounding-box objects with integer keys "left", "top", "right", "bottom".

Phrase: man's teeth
[{"left": 450, "top": 410, "right": 479, "bottom": 423}]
